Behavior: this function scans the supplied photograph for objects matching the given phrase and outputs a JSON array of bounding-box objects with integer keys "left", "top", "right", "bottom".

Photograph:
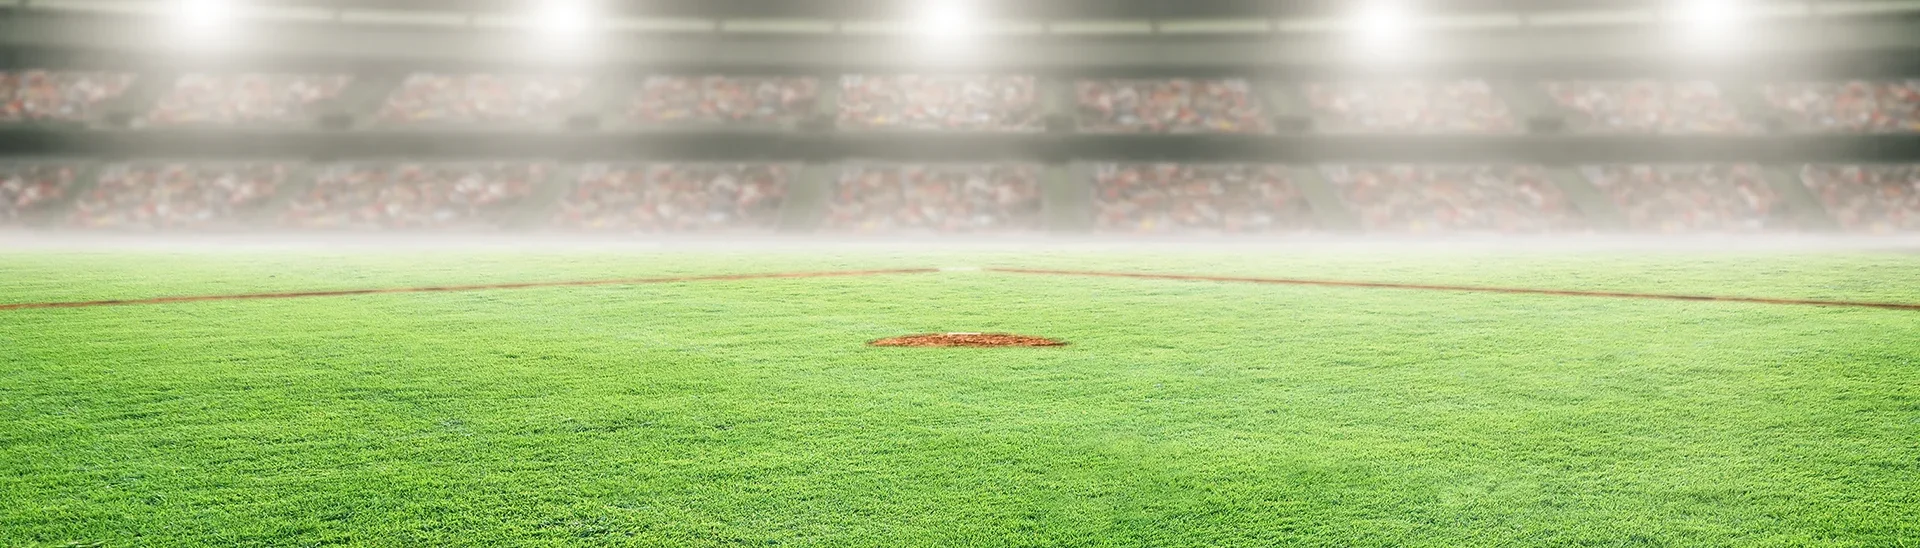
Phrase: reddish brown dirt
[
  {"left": 988, "top": 268, "right": 1920, "bottom": 312},
  {"left": 4, "top": 265, "right": 1916, "bottom": 314},
  {"left": 0, "top": 269, "right": 938, "bottom": 311},
  {"left": 869, "top": 333, "right": 1068, "bottom": 347}
]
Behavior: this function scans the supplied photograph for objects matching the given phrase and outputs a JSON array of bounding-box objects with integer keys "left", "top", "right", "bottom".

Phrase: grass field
[{"left": 3, "top": 249, "right": 1918, "bottom": 547}]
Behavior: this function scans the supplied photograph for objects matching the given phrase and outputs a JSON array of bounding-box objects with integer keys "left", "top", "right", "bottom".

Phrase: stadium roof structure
[
  {"left": 12, "top": 0, "right": 1920, "bottom": 36},
  {"left": 24, "top": 0, "right": 1917, "bottom": 20},
  {"left": 5, "top": 0, "right": 1920, "bottom": 163}
]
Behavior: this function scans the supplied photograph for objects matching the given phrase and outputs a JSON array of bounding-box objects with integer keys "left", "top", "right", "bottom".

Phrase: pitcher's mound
[{"left": 869, "top": 333, "right": 1067, "bottom": 348}]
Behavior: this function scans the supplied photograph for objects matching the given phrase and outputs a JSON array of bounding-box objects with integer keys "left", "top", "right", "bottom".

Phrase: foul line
[
  {"left": 990, "top": 268, "right": 1920, "bottom": 312},
  {"left": 0, "top": 269, "right": 938, "bottom": 311}
]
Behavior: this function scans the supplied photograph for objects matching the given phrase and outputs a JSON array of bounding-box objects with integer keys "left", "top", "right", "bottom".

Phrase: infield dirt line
[
  {"left": 990, "top": 267, "right": 1920, "bottom": 312},
  {"left": 0, "top": 269, "right": 940, "bottom": 311},
  {"left": 7, "top": 266, "right": 1916, "bottom": 313}
]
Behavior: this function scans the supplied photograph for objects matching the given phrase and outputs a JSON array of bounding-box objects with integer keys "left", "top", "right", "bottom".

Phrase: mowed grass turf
[{"left": 2, "top": 250, "right": 1917, "bottom": 547}]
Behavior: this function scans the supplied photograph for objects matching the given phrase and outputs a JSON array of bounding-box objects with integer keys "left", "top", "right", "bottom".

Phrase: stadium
[{"left": 3, "top": 0, "right": 1919, "bottom": 545}]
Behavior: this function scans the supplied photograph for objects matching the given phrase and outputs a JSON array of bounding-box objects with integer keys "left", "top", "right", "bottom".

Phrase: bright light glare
[
  {"left": 1350, "top": 0, "right": 1413, "bottom": 61},
  {"left": 536, "top": 1, "right": 592, "bottom": 35},
  {"left": 918, "top": 2, "right": 977, "bottom": 40},
  {"left": 1354, "top": 1, "right": 1409, "bottom": 48},
  {"left": 176, "top": 0, "right": 233, "bottom": 32},
  {"left": 1673, "top": 0, "right": 1742, "bottom": 51},
  {"left": 1677, "top": 0, "right": 1736, "bottom": 26}
]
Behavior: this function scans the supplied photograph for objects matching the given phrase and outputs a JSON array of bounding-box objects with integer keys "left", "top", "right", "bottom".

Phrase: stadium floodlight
[
  {"left": 535, "top": 0, "right": 593, "bottom": 35},
  {"left": 1672, "top": 0, "right": 1743, "bottom": 52},
  {"left": 170, "top": 0, "right": 237, "bottom": 48},
  {"left": 176, "top": 0, "right": 233, "bottom": 31},
  {"left": 522, "top": 0, "right": 598, "bottom": 61},
  {"left": 1677, "top": 0, "right": 1736, "bottom": 27},
  {"left": 917, "top": 1, "right": 978, "bottom": 41},
  {"left": 1351, "top": 0, "right": 1413, "bottom": 60}
]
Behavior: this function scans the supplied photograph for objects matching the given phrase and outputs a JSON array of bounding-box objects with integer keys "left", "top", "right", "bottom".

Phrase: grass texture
[{"left": 2, "top": 250, "right": 1917, "bottom": 547}]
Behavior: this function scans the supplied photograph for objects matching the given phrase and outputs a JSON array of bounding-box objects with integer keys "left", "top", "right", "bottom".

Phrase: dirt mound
[{"left": 869, "top": 333, "right": 1067, "bottom": 348}]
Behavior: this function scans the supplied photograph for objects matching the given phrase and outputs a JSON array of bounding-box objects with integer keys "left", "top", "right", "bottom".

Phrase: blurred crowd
[
  {"left": 0, "top": 164, "right": 79, "bottom": 223},
  {"left": 145, "top": 73, "right": 354, "bottom": 126},
  {"left": 1304, "top": 81, "right": 1519, "bottom": 134},
  {"left": 70, "top": 163, "right": 290, "bottom": 230},
  {"left": 27, "top": 69, "right": 1920, "bottom": 140},
  {"left": 630, "top": 76, "right": 819, "bottom": 126},
  {"left": 838, "top": 75, "right": 1042, "bottom": 131},
  {"left": 824, "top": 164, "right": 1043, "bottom": 232},
  {"left": 284, "top": 163, "right": 542, "bottom": 229},
  {"left": 1761, "top": 80, "right": 1920, "bottom": 133},
  {"left": 377, "top": 74, "right": 589, "bottom": 125},
  {"left": 14, "top": 161, "right": 1920, "bottom": 234},
  {"left": 1322, "top": 165, "right": 1582, "bottom": 233},
  {"left": 1581, "top": 164, "right": 1782, "bottom": 232},
  {"left": 1545, "top": 80, "right": 1755, "bottom": 134},
  {"left": 1092, "top": 164, "right": 1313, "bottom": 233},
  {"left": 554, "top": 164, "right": 791, "bottom": 232},
  {"left": 1077, "top": 79, "right": 1269, "bottom": 134},
  {"left": 1798, "top": 164, "right": 1920, "bottom": 232},
  {"left": 1, "top": 71, "right": 137, "bottom": 123}
]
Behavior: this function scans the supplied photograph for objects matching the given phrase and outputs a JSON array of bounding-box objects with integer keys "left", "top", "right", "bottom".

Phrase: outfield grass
[{"left": 2, "top": 250, "right": 1917, "bottom": 547}]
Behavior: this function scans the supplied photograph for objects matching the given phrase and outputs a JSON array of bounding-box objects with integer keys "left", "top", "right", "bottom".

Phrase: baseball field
[{"left": 3, "top": 248, "right": 1917, "bottom": 546}]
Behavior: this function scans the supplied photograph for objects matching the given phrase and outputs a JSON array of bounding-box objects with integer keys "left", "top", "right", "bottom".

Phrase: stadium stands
[
  {"left": 1, "top": 71, "right": 137, "bottom": 123},
  {"left": 1076, "top": 79, "right": 1270, "bottom": 133},
  {"left": 1545, "top": 80, "right": 1757, "bottom": 134},
  {"left": 1760, "top": 80, "right": 1920, "bottom": 133},
  {"left": 1582, "top": 164, "right": 1783, "bottom": 232},
  {"left": 838, "top": 75, "right": 1043, "bottom": 131},
  {"left": 8, "top": 160, "right": 1920, "bottom": 234},
  {"left": 1322, "top": 165, "right": 1583, "bottom": 233},
  {"left": 629, "top": 76, "right": 819, "bottom": 126},
  {"left": 1092, "top": 164, "right": 1313, "bottom": 233},
  {"left": 376, "top": 74, "right": 589, "bottom": 125},
  {"left": 0, "top": 163, "right": 79, "bottom": 223},
  {"left": 1798, "top": 164, "right": 1920, "bottom": 232},
  {"left": 553, "top": 164, "right": 791, "bottom": 231},
  {"left": 1303, "top": 80, "right": 1520, "bottom": 134},
  {"left": 5, "top": 71, "right": 1920, "bottom": 235},
  {"left": 824, "top": 164, "right": 1043, "bottom": 232},
  {"left": 283, "top": 163, "right": 543, "bottom": 229},
  {"left": 144, "top": 74, "right": 354, "bottom": 126},
  {"left": 71, "top": 163, "right": 291, "bottom": 230}
]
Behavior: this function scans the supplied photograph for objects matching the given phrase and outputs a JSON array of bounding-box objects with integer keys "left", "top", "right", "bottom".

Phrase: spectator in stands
[
  {"left": 283, "top": 163, "right": 541, "bottom": 229},
  {"left": 1093, "top": 164, "right": 1313, "bottom": 233},
  {"left": 71, "top": 163, "right": 289, "bottom": 230},
  {"left": 145, "top": 73, "right": 354, "bottom": 126},
  {"left": 1322, "top": 165, "right": 1581, "bottom": 233},
  {"left": 553, "top": 164, "right": 791, "bottom": 231},
  {"left": 838, "top": 75, "right": 1042, "bottom": 131},
  {"left": 1077, "top": 79, "right": 1270, "bottom": 134},
  {"left": 1304, "top": 80, "right": 1519, "bottom": 134},
  {"left": 1582, "top": 164, "right": 1782, "bottom": 232},
  {"left": 0, "top": 164, "right": 78, "bottom": 223},
  {"left": 0, "top": 71, "right": 137, "bottom": 123},
  {"left": 631, "top": 76, "right": 819, "bottom": 126},
  {"left": 1799, "top": 164, "right": 1920, "bottom": 232},
  {"left": 825, "top": 164, "right": 1043, "bottom": 232},
  {"left": 1545, "top": 80, "right": 1756, "bottom": 134},
  {"left": 377, "top": 74, "right": 588, "bottom": 125},
  {"left": 1762, "top": 80, "right": 1920, "bottom": 133}
]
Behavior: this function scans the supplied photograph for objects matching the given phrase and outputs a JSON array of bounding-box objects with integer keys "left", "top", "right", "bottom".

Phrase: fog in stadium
[{"left": 3, "top": 0, "right": 1918, "bottom": 545}]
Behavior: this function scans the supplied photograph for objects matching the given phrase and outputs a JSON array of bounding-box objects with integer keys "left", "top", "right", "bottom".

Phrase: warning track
[{"left": 1, "top": 266, "right": 1915, "bottom": 312}]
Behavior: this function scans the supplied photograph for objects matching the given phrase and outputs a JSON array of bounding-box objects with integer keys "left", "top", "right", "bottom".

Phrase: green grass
[{"left": 2, "top": 250, "right": 1917, "bottom": 547}]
